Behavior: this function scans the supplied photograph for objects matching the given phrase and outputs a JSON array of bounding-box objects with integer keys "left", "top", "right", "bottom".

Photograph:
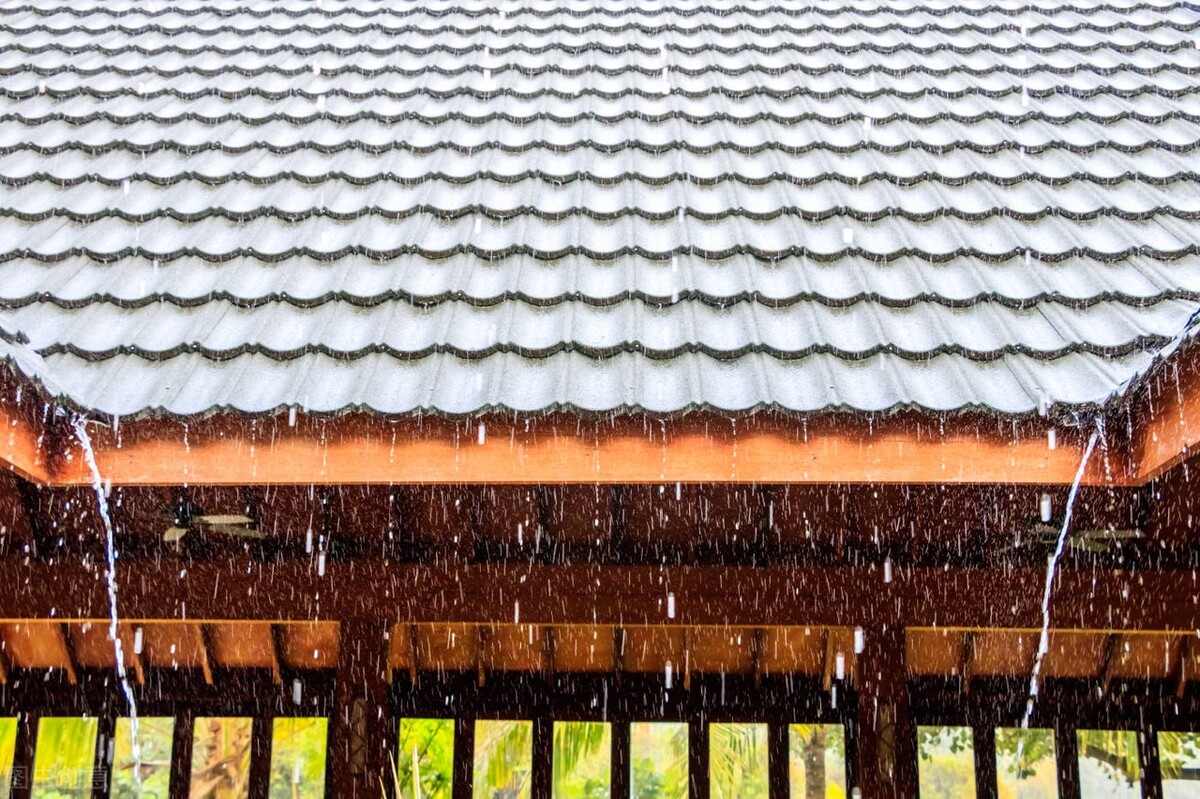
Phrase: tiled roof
[{"left": 0, "top": 0, "right": 1198, "bottom": 418}]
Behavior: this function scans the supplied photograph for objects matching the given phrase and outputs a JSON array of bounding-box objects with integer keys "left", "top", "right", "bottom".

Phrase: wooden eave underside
[{"left": 0, "top": 394, "right": 1136, "bottom": 487}]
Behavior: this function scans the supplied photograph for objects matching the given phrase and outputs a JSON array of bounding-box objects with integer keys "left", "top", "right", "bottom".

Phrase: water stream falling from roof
[
  {"left": 1021, "top": 421, "right": 1102, "bottom": 730},
  {"left": 73, "top": 418, "right": 143, "bottom": 796}
]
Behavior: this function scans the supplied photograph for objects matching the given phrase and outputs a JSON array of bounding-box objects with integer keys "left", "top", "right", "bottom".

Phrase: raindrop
[
  {"left": 664, "top": 660, "right": 674, "bottom": 689},
  {"left": 853, "top": 627, "right": 865, "bottom": 654},
  {"left": 514, "top": 601, "right": 520, "bottom": 624},
  {"left": 1040, "top": 493, "right": 1052, "bottom": 523},
  {"left": 667, "top": 592, "right": 676, "bottom": 619},
  {"left": 883, "top": 557, "right": 893, "bottom": 583},
  {"left": 1048, "top": 428, "right": 1057, "bottom": 450},
  {"left": 288, "top": 406, "right": 297, "bottom": 427},
  {"left": 478, "top": 423, "right": 486, "bottom": 445},
  {"left": 133, "top": 627, "right": 143, "bottom": 655},
  {"left": 292, "top": 678, "right": 303, "bottom": 705},
  {"left": 317, "top": 551, "right": 326, "bottom": 577},
  {"left": 835, "top": 652, "right": 845, "bottom": 680}
]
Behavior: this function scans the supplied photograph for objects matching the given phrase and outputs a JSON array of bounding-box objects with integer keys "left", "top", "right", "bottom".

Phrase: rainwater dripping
[
  {"left": 1020, "top": 421, "right": 1102, "bottom": 730},
  {"left": 73, "top": 418, "right": 143, "bottom": 794}
]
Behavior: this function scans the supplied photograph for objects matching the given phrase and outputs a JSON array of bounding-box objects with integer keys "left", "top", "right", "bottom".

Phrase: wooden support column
[
  {"left": 611, "top": 721, "right": 630, "bottom": 799},
  {"left": 1139, "top": 726, "right": 1164, "bottom": 799},
  {"left": 972, "top": 724, "right": 997, "bottom": 799},
  {"left": 1054, "top": 724, "right": 1081, "bottom": 799},
  {"left": 853, "top": 625, "right": 916, "bottom": 799},
  {"left": 688, "top": 718, "right": 708, "bottom": 799},
  {"left": 92, "top": 714, "right": 115, "bottom": 799},
  {"left": 11, "top": 712, "right": 37, "bottom": 799},
  {"left": 452, "top": 718, "right": 473, "bottom": 799},
  {"left": 168, "top": 712, "right": 195, "bottom": 799},
  {"left": 249, "top": 717, "right": 273, "bottom": 799},
  {"left": 768, "top": 722, "right": 789, "bottom": 799},
  {"left": 331, "top": 619, "right": 393, "bottom": 799},
  {"left": 532, "top": 716, "right": 553, "bottom": 799}
]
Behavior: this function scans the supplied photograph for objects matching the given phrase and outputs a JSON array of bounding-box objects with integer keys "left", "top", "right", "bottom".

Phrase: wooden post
[
  {"left": 330, "top": 619, "right": 393, "bottom": 799},
  {"left": 11, "top": 712, "right": 37, "bottom": 799},
  {"left": 853, "top": 625, "right": 916, "bottom": 799},
  {"left": 532, "top": 717, "right": 553, "bottom": 799},
  {"left": 972, "top": 724, "right": 997, "bottom": 799},
  {"left": 1054, "top": 724, "right": 1081, "bottom": 799},
  {"left": 452, "top": 718, "right": 473, "bottom": 799},
  {"left": 169, "top": 712, "right": 195, "bottom": 799},
  {"left": 92, "top": 714, "right": 115, "bottom": 799},
  {"left": 768, "top": 722, "right": 789, "bottom": 799},
  {"left": 1139, "top": 726, "right": 1164, "bottom": 799},
  {"left": 688, "top": 718, "right": 708, "bottom": 799},
  {"left": 249, "top": 717, "right": 273, "bottom": 799},
  {"left": 611, "top": 721, "right": 631, "bottom": 799}
]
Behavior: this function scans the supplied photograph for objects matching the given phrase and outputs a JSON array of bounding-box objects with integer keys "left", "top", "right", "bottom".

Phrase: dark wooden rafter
[
  {"left": 959, "top": 631, "right": 975, "bottom": 696},
  {"left": 613, "top": 626, "right": 626, "bottom": 689},
  {"left": 268, "top": 623, "right": 284, "bottom": 685},
  {"left": 543, "top": 626, "right": 556, "bottom": 686},
  {"left": 408, "top": 623, "right": 420, "bottom": 686},
  {"left": 476, "top": 625, "right": 488, "bottom": 688},
  {"left": 124, "top": 626, "right": 145, "bottom": 685},
  {"left": 1177, "top": 635, "right": 1196, "bottom": 700},
  {"left": 682, "top": 627, "right": 692, "bottom": 692},
  {"left": 1099, "top": 634, "right": 1122, "bottom": 696},
  {"left": 822, "top": 629, "right": 836, "bottom": 692},
  {"left": 194, "top": 623, "right": 214, "bottom": 686},
  {"left": 58, "top": 622, "right": 78, "bottom": 685},
  {"left": 751, "top": 628, "right": 764, "bottom": 689}
]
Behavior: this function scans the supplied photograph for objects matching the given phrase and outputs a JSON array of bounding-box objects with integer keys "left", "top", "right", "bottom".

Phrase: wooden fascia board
[{"left": 39, "top": 412, "right": 1128, "bottom": 487}]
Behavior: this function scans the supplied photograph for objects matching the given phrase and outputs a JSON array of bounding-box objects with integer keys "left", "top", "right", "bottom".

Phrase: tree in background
[
  {"left": 396, "top": 719, "right": 455, "bottom": 799},
  {"left": 113, "top": 717, "right": 175, "bottom": 799},
  {"left": 189, "top": 718, "right": 252, "bottom": 799}
]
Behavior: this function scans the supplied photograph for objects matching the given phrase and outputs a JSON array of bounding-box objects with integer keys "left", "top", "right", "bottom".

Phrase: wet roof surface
[{"left": 0, "top": 0, "right": 1198, "bottom": 418}]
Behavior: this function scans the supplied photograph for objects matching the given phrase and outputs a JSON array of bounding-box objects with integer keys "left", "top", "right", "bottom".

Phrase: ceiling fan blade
[
  {"left": 195, "top": 514, "right": 254, "bottom": 526},
  {"left": 205, "top": 523, "right": 265, "bottom": 539},
  {"left": 163, "top": 526, "right": 188, "bottom": 543}
]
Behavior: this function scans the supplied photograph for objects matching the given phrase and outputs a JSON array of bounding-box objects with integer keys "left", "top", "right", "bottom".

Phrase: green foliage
[
  {"left": 0, "top": 717, "right": 17, "bottom": 799},
  {"left": 994, "top": 728, "right": 1055, "bottom": 782},
  {"left": 473, "top": 721, "right": 532, "bottom": 799},
  {"left": 268, "top": 719, "right": 327, "bottom": 799},
  {"left": 1157, "top": 732, "right": 1200, "bottom": 782},
  {"left": 397, "top": 719, "right": 455, "bottom": 799},
  {"left": 916, "top": 727, "right": 976, "bottom": 799},
  {"left": 1077, "top": 730, "right": 1140, "bottom": 786},
  {"left": 189, "top": 717, "right": 252, "bottom": 799},
  {"left": 552, "top": 722, "right": 610, "bottom": 799},
  {"left": 32, "top": 717, "right": 99, "bottom": 799},
  {"left": 630, "top": 723, "right": 687, "bottom": 799},
  {"left": 709, "top": 724, "right": 768, "bottom": 799},
  {"left": 113, "top": 717, "right": 175, "bottom": 799}
]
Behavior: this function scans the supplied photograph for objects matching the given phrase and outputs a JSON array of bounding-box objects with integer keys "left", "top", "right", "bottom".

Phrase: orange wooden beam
[
  {"left": 36, "top": 411, "right": 1127, "bottom": 487},
  {"left": 0, "top": 403, "right": 51, "bottom": 484}
]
